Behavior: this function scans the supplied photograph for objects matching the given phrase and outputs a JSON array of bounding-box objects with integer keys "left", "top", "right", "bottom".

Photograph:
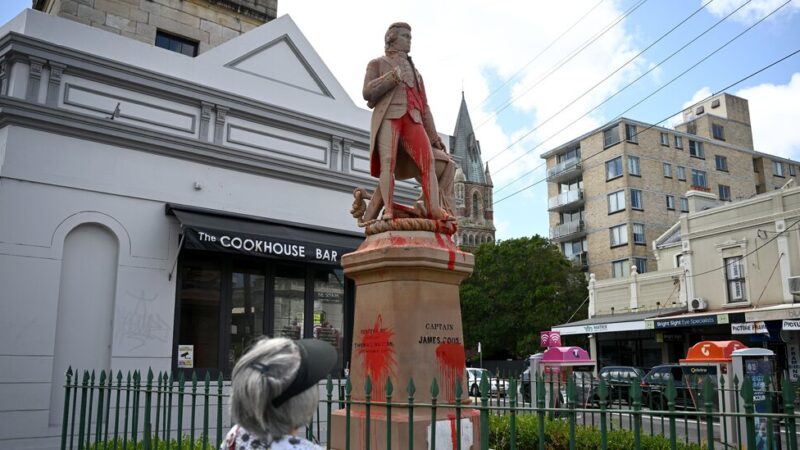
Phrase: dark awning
[{"left": 166, "top": 204, "right": 363, "bottom": 265}]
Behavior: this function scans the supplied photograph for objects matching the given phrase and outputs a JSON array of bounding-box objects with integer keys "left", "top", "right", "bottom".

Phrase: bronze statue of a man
[{"left": 361, "top": 22, "right": 455, "bottom": 221}]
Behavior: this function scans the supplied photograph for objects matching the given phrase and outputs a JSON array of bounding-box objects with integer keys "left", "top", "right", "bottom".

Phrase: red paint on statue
[
  {"left": 435, "top": 343, "right": 465, "bottom": 403},
  {"left": 357, "top": 314, "right": 395, "bottom": 402}
]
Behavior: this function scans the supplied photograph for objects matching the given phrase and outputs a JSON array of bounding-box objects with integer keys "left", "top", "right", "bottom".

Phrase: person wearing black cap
[{"left": 221, "top": 337, "right": 338, "bottom": 450}]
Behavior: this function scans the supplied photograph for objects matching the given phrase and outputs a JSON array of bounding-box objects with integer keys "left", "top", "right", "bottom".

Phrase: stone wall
[{"left": 35, "top": 0, "right": 277, "bottom": 54}]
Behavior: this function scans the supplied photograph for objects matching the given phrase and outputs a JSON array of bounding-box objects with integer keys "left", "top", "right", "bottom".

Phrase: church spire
[{"left": 450, "top": 92, "right": 486, "bottom": 184}]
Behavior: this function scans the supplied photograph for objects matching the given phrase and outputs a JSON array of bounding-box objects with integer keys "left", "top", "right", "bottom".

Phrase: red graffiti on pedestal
[
  {"left": 357, "top": 314, "right": 396, "bottom": 402},
  {"left": 435, "top": 343, "right": 465, "bottom": 403}
]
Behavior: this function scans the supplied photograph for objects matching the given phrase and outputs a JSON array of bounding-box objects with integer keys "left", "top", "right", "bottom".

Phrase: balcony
[
  {"left": 550, "top": 220, "right": 586, "bottom": 241},
  {"left": 547, "top": 157, "right": 582, "bottom": 183},
  {"left": 548, "top": 189, "right": 584, "bottom": 212},
  {"left": 569, "top": 251, "right": 589, "bottom": 270}
]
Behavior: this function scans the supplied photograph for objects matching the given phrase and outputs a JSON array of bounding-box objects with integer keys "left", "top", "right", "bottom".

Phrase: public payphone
[
  {"left": 731, "top": 348, "right": 778, "bottom": 450},
  {"left": 679, "top": 340, "right": 747, "bottom": 445},
  {"left": 540, "top": 346, "right": 596, "bottom": 409}
]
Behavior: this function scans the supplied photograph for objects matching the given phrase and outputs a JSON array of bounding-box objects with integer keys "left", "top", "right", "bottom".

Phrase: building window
[
  {"left": 625, "top": 124, "right": 638, "bottom": 143},
  {"left": 712, "top": 124, "right": 725, "bottom": 140},
  {"left": 790, "top": 164, "right": 797, "bottom": 176},
  {"left": 472, "top": 192, "right": 480, "bottom": 219},
  {"left": 630, "top": 189, "right": 643, "bottom": 210},
  {"left": 155, "top": 30, "right": 199, "bottom": 57},
  {"left": 612, "top": 259, "right": 630, "bottom": 278},
  {"left": 715, "top": 155, "right": 728, "bottom": 172},
  {"left": 719, "top": 184, "right": 731, "bottom": 201},
  {"left": 628, "top": 155, "right": 640, "bottom": 176},
  {"left": 603, "top": 125, "right": 620, "bottom": 148},
  {"left": 724, "top": 256, "right": 747, "bottom": 303},
  {"left": 675, "top": 254, "right": 684, "bottom": 268},
  {"left": 687, "top": 122, "right": 697, "bottom": 135},
  {"left": 666, "top": 195, "right": 675, "bottom": 210},
  {"left": 773, "top": 160, "right": 784, "bottom": 177},
  {"left": 634, "top": 257, "right": 647, "bottom": 274},
  {"left": 691, "top": 169, "right": 707, "bottom": 188},
  {"left": 608, "top": 190, "right": 625, "bottom": 214},
  {"left": 610, "top": 224, "right": 628, "bottom": 247},
  {"left": 660, "top": 132, "right": 670, "bottom": 146},
  {"left": 680, "top": 197, "right": 689, "bottom": 212},
  {"left": 663, "top": 162, "right": 672, "bottom": 178},
  {"left": 633, "top": 223, "right": 645, "bottom": 244},
  {"left": 675, "top": 135, "right": 683, "bottom": 149},
  {"left": 677, "top": 166, "right": 686, "bottom": 181},
  {"left": 606, "top": 156, "right": 623, "bottom": 180},
  {"left": 689, "top": 140, "right": 704, "bottom": 158}
]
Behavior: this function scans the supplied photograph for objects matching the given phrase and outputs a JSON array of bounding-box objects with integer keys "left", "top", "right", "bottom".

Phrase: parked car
[
  {"left": 639, "top": 364, "right": 715, "bottom": 410},
  {"left": 466, "top": 367, "right": 509, "bottom": 397},
  {"left": 587, "top": 366, "right": 646, "bottom": 407}
]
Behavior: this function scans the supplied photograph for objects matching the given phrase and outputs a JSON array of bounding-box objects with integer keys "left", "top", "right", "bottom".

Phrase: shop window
[
  {"left": 274, "top": 265, "right": 307, "bottom": 340},
  {"left": 229, "top": 269, "right": 266, "bottom": 367},
  {"left": 725, "top": 256, "right": 747, "bottom": 303},
  {"left": 313, "top": 269, "right": 345, "bottom": 366},
  {"left": 178, "top": 261, "right": 222, "bottom": 372}
]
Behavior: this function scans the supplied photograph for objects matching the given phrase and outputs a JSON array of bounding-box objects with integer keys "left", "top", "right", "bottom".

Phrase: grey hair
[
  {"left": 384, "top": 22, "right": 411, "bottom": 50},
  {"left": 230, "top": 338, "right": 320, "bottom": 444}
]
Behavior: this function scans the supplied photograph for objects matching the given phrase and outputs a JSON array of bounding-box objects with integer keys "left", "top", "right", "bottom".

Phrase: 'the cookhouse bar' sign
[{"left": 167, "top": 204, "right": 363, "bottom": 376}]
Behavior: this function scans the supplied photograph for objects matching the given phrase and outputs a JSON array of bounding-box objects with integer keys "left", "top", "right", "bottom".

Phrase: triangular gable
[
  {"left": 225, "top": 34, "right": 330, "bottom": 97},
  {"left": 197, "top": 15, "right": 356, "bottom": 110}
]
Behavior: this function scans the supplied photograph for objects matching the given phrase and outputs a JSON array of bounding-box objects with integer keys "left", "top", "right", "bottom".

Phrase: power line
[
  {"left": 486, "top": 0, "right": 717, "bottom": 166},
  {"left": 478, "top": 0, "right": 606, "bottom": 108},
  {"left": 475, "top": 0, "right": 650, "bottom": 130},
  {"left": 492, "top": 46, "right": 800, "bottom": 206},
  {"left": 492, "top": 0, "right": 758, "bottom": 192}
]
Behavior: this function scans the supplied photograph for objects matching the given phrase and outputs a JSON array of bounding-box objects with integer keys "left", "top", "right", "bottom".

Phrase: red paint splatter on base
[
  {"left": 448, "top": 413, "right": 458, "bottom": 449},
  {"left": 435, "top": 343, "right": 465, "bottom": 403},
  {"left": 357, "top": 314, "right": 396, "bottom": 402}
]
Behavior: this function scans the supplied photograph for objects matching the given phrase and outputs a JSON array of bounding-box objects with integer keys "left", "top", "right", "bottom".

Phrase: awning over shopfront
[
  {"left": 552, "top": 306, "right": 686, "bottom": 335},
  {"left": 646, "top": 308, "right": 748, "bottom": 330},
  {"left": 166, "top": 204, "right": 364, "bottom": 265}
]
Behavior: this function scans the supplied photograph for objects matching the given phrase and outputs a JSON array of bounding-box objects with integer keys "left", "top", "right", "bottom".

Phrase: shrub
[
  {"left": 489, "top": 415, "right": 706, "bottom": 450},
  {"left": 86, "top": 436, "right": 216, "bottom": 450}
]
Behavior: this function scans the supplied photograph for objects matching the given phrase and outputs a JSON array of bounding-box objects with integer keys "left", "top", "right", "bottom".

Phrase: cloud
[
  {"left": 705, "top": 0, "right": 800, "bottom": 25},
  {"left": 735, "top": 73, "right": 800, "bottom": 159}
]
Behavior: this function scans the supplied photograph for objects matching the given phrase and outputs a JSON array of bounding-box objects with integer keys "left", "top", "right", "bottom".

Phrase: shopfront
[{"left": 168, "top": 205, "right": 364, "bottom": 377}]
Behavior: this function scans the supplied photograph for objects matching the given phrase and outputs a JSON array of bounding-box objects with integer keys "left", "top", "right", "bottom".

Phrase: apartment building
[{"left": 542, "top": 93, "right": 799, "bottom": 280}]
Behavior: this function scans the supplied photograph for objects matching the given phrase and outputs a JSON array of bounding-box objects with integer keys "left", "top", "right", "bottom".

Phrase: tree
[{"left": 460, "top": 236, "right": 587, "bottom": 361}]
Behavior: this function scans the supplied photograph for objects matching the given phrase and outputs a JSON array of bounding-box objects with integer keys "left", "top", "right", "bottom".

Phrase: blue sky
[{"left": 2, "top": 0, "right": 799, "bottom": 240}]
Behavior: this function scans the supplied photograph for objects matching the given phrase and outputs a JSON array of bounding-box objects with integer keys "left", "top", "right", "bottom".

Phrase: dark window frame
[{"left": 155, "top": 30, "right": 199, "bottom": 57}]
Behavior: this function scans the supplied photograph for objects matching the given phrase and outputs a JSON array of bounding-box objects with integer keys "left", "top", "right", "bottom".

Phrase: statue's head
[{"left": 384, "top": 22, "right": 411, "bottom": 52}]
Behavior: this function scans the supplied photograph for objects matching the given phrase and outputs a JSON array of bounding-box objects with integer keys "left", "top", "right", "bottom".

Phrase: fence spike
[
  {"left": 386, "top": 376, "right": 394, "bottom": 397},
  {"left": 430, "top": 377, "right": 439, "bottom": 398},
  {"left": 407, "top": 378, "right": 416, "bottom": 397},
  {"left": 365, "top": 375, "right": 373, "bottom": 396}
]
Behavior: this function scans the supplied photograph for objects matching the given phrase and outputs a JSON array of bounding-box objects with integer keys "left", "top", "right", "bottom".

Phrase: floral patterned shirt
[{"left": 221, "top": 425, "right": 322, "bottom": 450}]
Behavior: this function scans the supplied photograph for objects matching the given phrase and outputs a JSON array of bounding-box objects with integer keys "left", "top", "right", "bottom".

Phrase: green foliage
[
  {"left": 460, "top": 236, "right": 588, "bottom": 359},
  {"left": 85, "top": 436, "right": 215, "bottom": 450},
  {"left": 489, "top": 415, "right": 706, "bottom": 450}
]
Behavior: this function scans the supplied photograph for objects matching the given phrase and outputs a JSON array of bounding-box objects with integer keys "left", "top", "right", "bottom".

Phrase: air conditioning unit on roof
[
  {"left": 789, "top": 276, "right": 800, "bottom": 295},
  {"left": 690, "top": 298, "right": 708, "bottom": 312}
]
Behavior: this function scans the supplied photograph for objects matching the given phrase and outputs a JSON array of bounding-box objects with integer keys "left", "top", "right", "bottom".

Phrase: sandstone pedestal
[{"left": 330, "top": 229, "right": 478, "bottom": 450}]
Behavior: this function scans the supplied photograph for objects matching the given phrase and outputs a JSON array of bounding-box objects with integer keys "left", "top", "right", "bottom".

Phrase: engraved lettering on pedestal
[
  {"left": 213, "top": 105, "right": 229, "bottom": 145},
  {"left": 199, "top": 102, "right": 213, "bottom": 142},
  {"left": 45, "top": 62, "right": 66, "bottom": 107},
  {"left": 330, "top": 136, "right": 342, "bottom": 171},
  {"left": 26, "top": 56, "right": 46, "bottom": 103}
]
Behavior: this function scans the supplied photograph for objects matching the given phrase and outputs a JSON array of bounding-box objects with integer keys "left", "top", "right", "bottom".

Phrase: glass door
[
  {"left": 229, "top": 268, "right": 266, "bottom": 370},
  {"left": 273, "top": 265, "right": 306, "bottom": 340},
  {"left": 178, "top": 260, "right": 222, "bottom": 372}
]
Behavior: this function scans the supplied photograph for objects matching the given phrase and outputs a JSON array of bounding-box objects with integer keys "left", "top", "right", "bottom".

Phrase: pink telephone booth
[{"left": 540, "top": 346, "right": 596, "bottom": 409}]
